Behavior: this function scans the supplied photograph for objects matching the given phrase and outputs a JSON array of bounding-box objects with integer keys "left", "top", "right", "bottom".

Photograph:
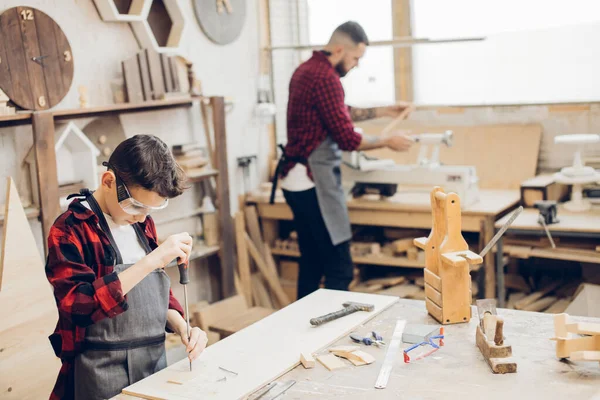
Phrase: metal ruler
[
  {"left": 248, "top": 380, "right": 296, "bottom": 400},
  {"left": 374, "top": 319, "right": 406, "bottom": 389}
]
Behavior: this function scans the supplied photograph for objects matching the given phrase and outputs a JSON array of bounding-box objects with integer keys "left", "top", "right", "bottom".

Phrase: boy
[{"left": 46, "top": 135, "right": 208, "bottom": 400}]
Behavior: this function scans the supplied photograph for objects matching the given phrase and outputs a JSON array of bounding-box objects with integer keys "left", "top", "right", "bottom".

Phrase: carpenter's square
[{"left": 479, "top": 206, "right": 523, "bottom": 258}]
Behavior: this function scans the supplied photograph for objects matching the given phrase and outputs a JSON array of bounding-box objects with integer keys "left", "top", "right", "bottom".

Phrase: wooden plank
[
  {"left": 145, "top": 48, "right": 165, "bottom": 100},
  {"left": 212, "top": 97, "right": 235, "bottom": 297},
  {"left": 252, "top": 273, "right": 274, "bottom": 309},
  {"left": 137, "top": 50, "right": 152, "bottom": 101},
  {"left": 300, "top": 353, "right": 315, "bottom": 369},
  {"left": 482, "top": 217, "right": 496, "bottom": 299},
  {"left": 0, "top": 12, "right": 15, "bottom": 104},
  {"left": 392, "top": 0, "right": 413, "bottom": 101},
  {"left": 424, "top": 282, "right": 442, "bottom": 307},
  {"left": 122, "top": 56, "right": 144, "bottom": 104},
  {"left": 161, "top": 54, "right": 174, "bottom": 93},
  {"left": 194, "top": 295, "right": 246, "bottom": 332},
  {"left": 18, "top": 6, "right": 49, "bottom": 110},
  {"left": 32, "top": 9, "right": 65, "bottom": 107},
  {"left": 569, "top": 351, "right": 600, "bottom": 361},
  {"left": 245, "top": 233, "right": 290, "bottom": 307},
  {"left": 514, "top": 281, "right": 562, "bottom": 310},
  {"left": 234, "top": 211, "right": 253, "bottom": 306},
  {"left": 566, "top": 322, "right": 600, "bottom": 336},
  {"left": 522, "top": 296, "right": 558, "bottom": 312},
  {"left": 169, "top": 57, "right": 180, "bottom": 92},
  {"left": 544, "top": 299, "right": 570, "bottom": 314},
  {"left": 424, "top": 268, "right": 442, "bottom": 292},
  {"left": 0, "top": 178, "right": 60, "bottom": 399},
  {"left": 32, "top": 112, "right": 59, "bottom": 250},
  {"left": 356, "top": 122, "right": 542, "bottom": 190},
  {"left": 245, "top": 205, "right": 265, "bottom": 257},
  {"left": 51, "top": 18, "right": 74, "bottom": 96},
  {"left": 209, "top": 306, "right": 274, "bottom": 337},
  {"left": 121, "top": 290, "right": 397, "bottom": 399},
  {"left": 317, "top": 354, "right": 347, "bottom": 371},
  {"left": 377, "top": 283, "right": 421, "bottom": 298}
]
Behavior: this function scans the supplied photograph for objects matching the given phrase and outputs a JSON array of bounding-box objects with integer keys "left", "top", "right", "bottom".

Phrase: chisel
[{"left": 178, "top": 261, "right": 192, "bottom": 371}]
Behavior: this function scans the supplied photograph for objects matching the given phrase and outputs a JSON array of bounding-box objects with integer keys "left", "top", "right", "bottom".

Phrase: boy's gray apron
[
  {"left": 74, "top": 194, "right": 170, "bottom": 400},
  {"left": 307, "top": 136, "right": 352, "bottom": 246}
]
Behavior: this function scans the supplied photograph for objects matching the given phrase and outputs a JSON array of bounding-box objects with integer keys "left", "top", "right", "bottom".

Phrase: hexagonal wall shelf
[
  {"left": 93, "top": 0, "right": 151, "bottom": 22},
  {"left": 130, "top": 0, "right": 185, "bottom": 53}
]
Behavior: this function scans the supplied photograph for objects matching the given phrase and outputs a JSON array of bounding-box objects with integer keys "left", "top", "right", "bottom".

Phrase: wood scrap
[
  {"left": 406, "top": 247, "right": 418, "bottom": 261},
  {"left": 328, "top": 345, "right": 360, "bottom": 353},
  {"left": 317, "top": 354, "right": 347, "bottom": 371},
  {"left": 522, "top": 296, "right": 558, "bottom": 312},
  {"left": 504, "top": 274, "right": 531, "bottom": 294},
  {"left": 544, "top": 298, "right": 571, "bottom": 314},
  {"left": 514, "top": 281, "right": 562, "bottom": 310},
  {"left": 363, "top": 276, "right": 406, "bottom": 288},
  {"left": 350, "top": 283, "right": 383, "bottom": 294},
  {"left": 377, "top": 283, "right": 422, "bottom": 298},
  {"left": 414, "top": 276, "right": 425, "bottom": 288},
  {"left": 245, "top": 206, "right": 266, "bottom": 257},
  {"left": 300, "top": 353, "right": 315, "bottom": 369},
  {"left": 251, "top": 274, "right": 274, "bottom": 309},
  {"left": 391, "top": 238, "right": 415, "bottom": 253},
  {"left": 506, "top": 292, "right": 527, "bottom": 309},
  {"left": 264, "top": 244, "right": 291, "bottom": 308}
]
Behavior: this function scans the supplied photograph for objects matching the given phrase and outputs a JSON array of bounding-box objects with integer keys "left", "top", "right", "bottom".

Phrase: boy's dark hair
[
  {"left": 107, "top": 135, "right": 187, "bottom": 198},
  {"left": 333, "top": 21, "right": 369, "bottom": 46}
]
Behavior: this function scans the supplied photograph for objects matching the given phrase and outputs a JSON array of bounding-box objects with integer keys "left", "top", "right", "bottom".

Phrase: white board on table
[{"left": 122, "top": 289, "right": 398, "bottom": 400}]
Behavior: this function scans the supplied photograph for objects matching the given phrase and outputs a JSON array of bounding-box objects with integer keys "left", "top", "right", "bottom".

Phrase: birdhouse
[{"left": 25, "top": 122, "right": 100, "bottom": 210}]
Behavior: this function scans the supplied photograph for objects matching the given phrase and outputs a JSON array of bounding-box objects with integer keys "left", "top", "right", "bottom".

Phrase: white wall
[{"left": 0, "top": 0, "right": 266, "bottom": 303}]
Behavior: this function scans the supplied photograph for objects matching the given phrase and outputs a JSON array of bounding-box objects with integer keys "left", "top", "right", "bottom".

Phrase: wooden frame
[
  {"left": 130, "top": 0, "right": 185, "bottom": 53},
  {"left": 93, "top": 0, "right": 151, "bottom": 22},
  {"left": 392, "top": 0, "right": 413, "bottom": 102}
]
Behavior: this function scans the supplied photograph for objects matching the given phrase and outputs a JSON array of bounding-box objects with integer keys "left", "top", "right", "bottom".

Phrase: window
[{"left": 412, "top": 0, "right": 600, "bottom": 105}]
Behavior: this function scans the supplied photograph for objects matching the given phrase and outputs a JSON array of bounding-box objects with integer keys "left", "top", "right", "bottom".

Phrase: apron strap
[
  {"left": 269, "top": 144, "right": 306, "bottom": 204},
  {"left": 132, "top": 223, "right": 153, "bottom": 254},
  {"left": 83, "top": 191, "right": 125, "bottom": 265}
]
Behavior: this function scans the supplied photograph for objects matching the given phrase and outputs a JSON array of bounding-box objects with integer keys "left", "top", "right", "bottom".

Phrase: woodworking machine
[{"left": 342, "top": 131, "right": 480, "bottom": 207}]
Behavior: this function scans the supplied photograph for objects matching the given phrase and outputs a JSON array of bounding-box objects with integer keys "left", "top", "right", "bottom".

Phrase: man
[
  {"left": 277, "top": 21, "right": 414, "bottom": 299},
  {"left": 46, "top": 135, "right": 207, "bottom": 399}
]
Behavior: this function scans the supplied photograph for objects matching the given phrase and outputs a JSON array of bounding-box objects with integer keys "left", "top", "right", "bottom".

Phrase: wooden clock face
[
  {"left": 193, "top": 0, "right": 246, "bottom": 45},
  {"left": 0, "top": 7, "right": 74, "bottom": 110}
]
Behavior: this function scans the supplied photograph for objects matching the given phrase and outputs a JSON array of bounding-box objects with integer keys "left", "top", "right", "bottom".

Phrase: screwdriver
[{"left": 178, "top": 260, "right": 191, "bottom": 371}]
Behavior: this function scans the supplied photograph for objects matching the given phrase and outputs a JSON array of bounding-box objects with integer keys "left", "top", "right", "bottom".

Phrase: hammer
[{"left": 310, "top": 301, "right": 374, "bottom": 326}]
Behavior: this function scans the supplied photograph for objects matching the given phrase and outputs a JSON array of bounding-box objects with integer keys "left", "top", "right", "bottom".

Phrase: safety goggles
[{"left": 103, "top": 162, "right": 169, "bottom": 216}]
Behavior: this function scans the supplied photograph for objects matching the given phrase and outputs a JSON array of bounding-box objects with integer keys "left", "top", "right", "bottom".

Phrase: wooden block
[
  {"left": 425, "top": 283, "right": 442, "bottom": 307},
  {"left": 424, "top": 269, "right": 442, "bottom": 292},
  {"left": 566, "top": 322, "right": 600, "bottom": 336},
  {"left": 351, "top": 350, "right": 375, "bottom": 365},
  {"left": 137, "top": 50, "right": 152, "bottom": 101},
  {"left": 439, "top": 255, "right": 471, "bottom": 324},
  {"left": 552, "top": 336, "right": 600, "bottom": 359},
  {"left": 522, "top": 296, "right": 557, "bottom": 312},
  {"left": 280, "top": 260, "right": 299, "bottom": 281},
  {"left": 145, "top": 48, "right": 165, "bottom": 99},
  {"left": 392, "top": 238, "right": 415, "bottom": 253},
  {"left": 569, "top": 351, "right": 600, "bottom": 361},
  {"left": 317, "top": 354, "right": 347, "bottom": 371},
  {"left": 122, "top": 56, "right": 144, "bottom": 103},
  {"left": 426, "top": 297, "right": 443, "bottom": 323},
  {"left": 300, "top": 353, "right": 315, "bottom": 369},
  {"left": 520, "top": 174, "right": 569, "bottom": 207},
  {"left": 544, "top": 298, "right": 570, "bottom": 314},
  {"left": 476, "top": 325, "right": 517, "bottom": 374},
  {"left": 328, "top": 345, "right": 360, "bottom": 353}
]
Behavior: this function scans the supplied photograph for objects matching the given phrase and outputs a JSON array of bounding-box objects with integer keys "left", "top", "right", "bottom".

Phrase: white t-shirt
[
  {"left": 83, "top": 202, "right": 147, "bottom": 264},
  {"left": 280, "top": 163, "right": 315, "bottom": 192}
]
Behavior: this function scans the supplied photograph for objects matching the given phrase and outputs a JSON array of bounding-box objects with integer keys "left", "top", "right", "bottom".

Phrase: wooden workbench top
[
  {"left": 273, "top": 299, "right": 600, "bottom": 400},
  {"left": 496, "top": 205, "right": 600, "bottom": 233},
  {"left": 250, "top": 189, "right": 520, "bottom": 217}
]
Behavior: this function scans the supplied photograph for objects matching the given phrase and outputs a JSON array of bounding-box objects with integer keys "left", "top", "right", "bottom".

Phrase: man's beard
[{"left": 335, "top": 61, "right": 347, "bottom": 77}]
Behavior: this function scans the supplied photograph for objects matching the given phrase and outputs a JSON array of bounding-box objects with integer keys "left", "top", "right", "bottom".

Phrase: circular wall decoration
[
  {"left": 193, "top": 0, "right": 246, "bottom": 45},
  {"left": 0, "top": 7, "right": 74, "bottom": 110}
]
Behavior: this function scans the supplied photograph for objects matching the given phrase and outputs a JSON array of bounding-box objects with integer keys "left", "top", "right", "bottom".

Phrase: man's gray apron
[
  {"left": 74, "top": 194, "right": 170, "bottom": 400},
  {"left": 307, "top": 136, "right": 352, "bottom": 246}
]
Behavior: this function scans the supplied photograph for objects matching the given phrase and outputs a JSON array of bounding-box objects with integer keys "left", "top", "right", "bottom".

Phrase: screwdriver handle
[
  {"left": 178, "top": 261, "right": 190, "bottom": 285},
  {"left": 350, "top": 333, "right": 373, "bottom": 345}
]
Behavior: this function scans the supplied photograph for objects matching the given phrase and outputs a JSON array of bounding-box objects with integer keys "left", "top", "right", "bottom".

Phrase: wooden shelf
[
  {"left": 0, "top": 206, "right": 40, "bottom": 224},
  {"left": 166, "top": 244, "right": 219, "bottom": 268},
  {"left": 186, "top": 169, "right": 218, "bottom": 183},
  {"left": 0, "top": 98, "right": 198, "bottom": 127},
  {"left": 270, "top": 247, "right": 425, "bottom": 268}
]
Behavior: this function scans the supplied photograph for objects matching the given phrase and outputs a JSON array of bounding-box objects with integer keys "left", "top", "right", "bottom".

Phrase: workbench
[
  {"left": 248, "top": 189, "right": 521, "bottom": 299},
  {"left": 495, "top": 205, "right": 600, "bottom": 307},
  {"left": 115, "top": 298, "right": 600, "bottom": 400}
]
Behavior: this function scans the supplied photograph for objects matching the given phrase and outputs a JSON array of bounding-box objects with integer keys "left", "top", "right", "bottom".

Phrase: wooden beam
[
  {"left": 212, "top": 96, "right": 235, "bottom": 297},
  {"left": 392, "top": 0, "right": 414, "bottom": 102},
  {"left": 258, "top": 0, "right": 277, "bottom": 166},
  {"left": 234, "top": 211, "right": 253, "bottom": 306},
  {"left": 32, "top": 112, "right": 59, "bottom": 253}
]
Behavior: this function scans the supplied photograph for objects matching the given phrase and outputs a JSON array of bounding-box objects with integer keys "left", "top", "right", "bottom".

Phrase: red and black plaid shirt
[
  {"left": 45, "top": 199, "right": 184, "bottom": 400},
  {"left": 282, "top": 51, "right": 362, "bottom": 178}
]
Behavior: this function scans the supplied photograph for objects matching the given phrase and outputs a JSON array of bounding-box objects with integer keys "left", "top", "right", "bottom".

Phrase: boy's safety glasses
[{"left": 103, "top": 162, "right": 169, "bottom": 216}]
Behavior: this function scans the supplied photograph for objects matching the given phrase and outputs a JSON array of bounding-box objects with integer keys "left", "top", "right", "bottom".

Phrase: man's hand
[
  {"left": 384, "top": 134, "right": 414, "bottom": 152},
  {"left": 382, "top": 103, "right": 414, "bottom": 119},
  {"left": 180, "top": 326, "right": 208, "bottom": 362}
]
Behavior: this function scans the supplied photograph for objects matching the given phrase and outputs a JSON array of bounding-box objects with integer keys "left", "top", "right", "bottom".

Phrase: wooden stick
[
  {"left": 380, "top": 104, "right": 415, "bottom": 137},
  {"left": 245, "top": 233, "right": 290, "bottom": 307}
]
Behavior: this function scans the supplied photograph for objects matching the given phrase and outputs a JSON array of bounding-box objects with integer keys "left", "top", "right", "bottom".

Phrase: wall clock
[
  {"left": 193, "top": 0, "right": 246, "bottom": 45},
  {"left": 0, "top": 7, "right": 74, "bottom": 110}
]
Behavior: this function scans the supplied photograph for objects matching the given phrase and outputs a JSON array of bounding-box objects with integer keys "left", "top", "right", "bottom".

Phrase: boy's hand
[
  {"left": 151, "top": 232, "right": 193, "bottom": 268},
  {"left": 180, "top": 326, "right": 208, "bottom": 362}
]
